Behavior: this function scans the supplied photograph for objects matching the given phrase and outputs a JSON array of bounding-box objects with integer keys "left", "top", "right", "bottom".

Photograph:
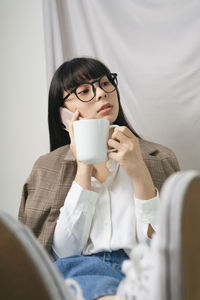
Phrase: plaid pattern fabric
[{"left": 18, "top": 140, "right": 180, "bottom": 255}]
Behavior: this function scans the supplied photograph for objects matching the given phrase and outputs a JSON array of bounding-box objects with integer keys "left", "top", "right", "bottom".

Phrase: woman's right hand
[
  {"left": 67, "top": 110, "right": 94, "bottom": 190},
  {"left": 67, "top": 109, "right": 80, "bottom": 161}
]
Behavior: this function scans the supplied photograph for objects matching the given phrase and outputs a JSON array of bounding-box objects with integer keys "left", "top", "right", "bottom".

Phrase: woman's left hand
[
  {"left": 108, "top": 126, "right": 156, "bottom": 199},
  {"left": 108, "top": 126, "right": 144, "bottom": 179}
]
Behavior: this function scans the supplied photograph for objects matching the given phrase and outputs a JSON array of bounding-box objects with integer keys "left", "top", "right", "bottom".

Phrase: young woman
[{"left": 18, "top": 57, "right": 180, "bottom": 300}]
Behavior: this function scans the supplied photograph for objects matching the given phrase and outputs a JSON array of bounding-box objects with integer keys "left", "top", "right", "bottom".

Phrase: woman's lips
[
  {"left": 98, "top": 103, "right": 113, "bottom": 114},
  {"left": 98, "top": 106, "right": 113, "bottom": 114}
]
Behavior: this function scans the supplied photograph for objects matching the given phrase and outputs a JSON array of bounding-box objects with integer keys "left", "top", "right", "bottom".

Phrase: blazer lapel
[{"left": 139, "top": 139, "right": 159, "bottom": 159}]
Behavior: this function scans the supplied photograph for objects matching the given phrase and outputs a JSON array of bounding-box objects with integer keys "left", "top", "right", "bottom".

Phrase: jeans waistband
[{"left": 88, "top": 249, "right": 129, "bottom": 265}]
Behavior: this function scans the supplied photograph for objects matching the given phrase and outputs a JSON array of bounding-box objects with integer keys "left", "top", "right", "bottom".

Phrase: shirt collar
[{"left": 91, "top": 159, "right": 119, "bottom": 189}]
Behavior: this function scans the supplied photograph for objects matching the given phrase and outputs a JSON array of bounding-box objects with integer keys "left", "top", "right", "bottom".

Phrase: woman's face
[{"left": 63, "top": 75, "right": 119, "bottom": 124}]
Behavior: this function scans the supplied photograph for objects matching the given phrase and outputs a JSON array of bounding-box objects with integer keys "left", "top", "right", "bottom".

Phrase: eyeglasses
[{"left": 63, "top": 73, "right": 118, "bottom": 103}]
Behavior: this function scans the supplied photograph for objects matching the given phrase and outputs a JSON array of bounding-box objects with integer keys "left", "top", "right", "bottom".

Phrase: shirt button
[{"left": 142, "top": 216, "right": 148, "bottom": 222}]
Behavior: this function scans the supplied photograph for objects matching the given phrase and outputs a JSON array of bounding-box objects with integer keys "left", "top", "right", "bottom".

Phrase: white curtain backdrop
[{"left": 42, "top": 0, "right": 200, "bottom": 171}]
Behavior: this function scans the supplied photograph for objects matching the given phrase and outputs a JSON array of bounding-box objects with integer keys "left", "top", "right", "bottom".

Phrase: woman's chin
[
  {"left": 99, "top": 115, "right": 113, "bottom": 123},
  {"left": 104, "top": 115, "right": 117, "bottom": 124},
  {"left": 85, "top": 114, "right": 117, "bottom": 123}
]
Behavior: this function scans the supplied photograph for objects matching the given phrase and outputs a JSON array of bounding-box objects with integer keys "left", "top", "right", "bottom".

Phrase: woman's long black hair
[{"left": 48, "top": 57, "right": 140, "bottom": 151}]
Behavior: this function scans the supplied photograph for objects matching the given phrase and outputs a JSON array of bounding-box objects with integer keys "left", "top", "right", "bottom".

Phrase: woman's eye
[
  {"left": 102, "top": 81, "right": 110, "bottom": 86},
  {"left": 78, "top": 89, "right": 89, "bottom": 95}
]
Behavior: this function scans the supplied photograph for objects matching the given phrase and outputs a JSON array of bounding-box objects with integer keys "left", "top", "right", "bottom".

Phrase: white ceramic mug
[{"left": 73, "top": 119, "right": 118, "bottom": 164}]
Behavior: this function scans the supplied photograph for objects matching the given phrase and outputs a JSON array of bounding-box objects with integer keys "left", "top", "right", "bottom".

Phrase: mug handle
[{"left": 107, "top": 124, "right": 119, "bottom": 153}]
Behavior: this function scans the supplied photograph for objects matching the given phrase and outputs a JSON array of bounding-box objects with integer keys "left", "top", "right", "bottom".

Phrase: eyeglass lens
[{"left": 76, "top": 75, "right": 116, "bottom": 102}]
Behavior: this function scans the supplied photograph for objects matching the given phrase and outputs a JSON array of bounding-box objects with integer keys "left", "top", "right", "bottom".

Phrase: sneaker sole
[{"left": 160, "top": 171, "right": 200, "bottom": 300}]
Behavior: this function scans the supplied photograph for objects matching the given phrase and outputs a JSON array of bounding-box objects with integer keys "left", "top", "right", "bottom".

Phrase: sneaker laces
[
  {"left": 118, "top": 243, "right": 153, "bottom": 299},
  {"left": 65, "top": 278, "right": 85, "bottom": 300}
]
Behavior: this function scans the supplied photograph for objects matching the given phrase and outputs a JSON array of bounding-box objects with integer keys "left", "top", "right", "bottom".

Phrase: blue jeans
[{"left": 54, "top": 249, "right": 129, "bottom": 300}]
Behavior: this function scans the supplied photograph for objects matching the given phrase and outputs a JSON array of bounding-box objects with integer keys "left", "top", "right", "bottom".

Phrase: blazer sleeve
[
  {"left": 18, "top": 162, "right": 57, "bottom": 256},
  {"left": 18, "top": 155, "right": 76, "bottom": 257}
]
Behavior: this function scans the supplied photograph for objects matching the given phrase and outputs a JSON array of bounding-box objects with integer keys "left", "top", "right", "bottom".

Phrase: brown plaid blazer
[{"left": 18, "top": 139, "right": 180, "bottom": 256}]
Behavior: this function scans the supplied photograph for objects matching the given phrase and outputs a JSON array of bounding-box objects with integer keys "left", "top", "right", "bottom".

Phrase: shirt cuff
[
  {"left": 134, "top": 188, "right": 160, "bottom": 233},
  {"left": 63, "top": 181, "right": 99, "bottom": 213}
]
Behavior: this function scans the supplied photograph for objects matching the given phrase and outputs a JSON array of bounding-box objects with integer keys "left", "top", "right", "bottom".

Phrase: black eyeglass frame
[{"left": 62, "top": 73, "right": 118, "bottom": 103}]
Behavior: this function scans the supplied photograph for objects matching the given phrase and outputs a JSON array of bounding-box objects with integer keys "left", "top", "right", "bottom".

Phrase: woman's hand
[
  {"left": 108, "top": 126, "right": 156, "bottom": 199},
  {"left": 67, "top": 109, "right": 80, "bottom": 161},
  {"left": 67, "top": 110, "right": 93, "bottom": 190}
]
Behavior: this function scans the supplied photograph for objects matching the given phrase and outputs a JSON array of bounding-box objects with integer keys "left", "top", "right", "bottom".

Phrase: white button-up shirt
[{"left": 52, "top": 159, "right": 160, "bottom": 259}]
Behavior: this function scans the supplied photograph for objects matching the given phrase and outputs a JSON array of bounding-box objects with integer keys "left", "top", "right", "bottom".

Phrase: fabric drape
[{"left": 42, "top": 0, "right": 200, "bottom": 171}]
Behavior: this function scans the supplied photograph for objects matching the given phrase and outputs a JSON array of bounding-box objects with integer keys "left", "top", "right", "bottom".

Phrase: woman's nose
[{"left": 95, "top": 85, "right": 106, "bottom": 101}]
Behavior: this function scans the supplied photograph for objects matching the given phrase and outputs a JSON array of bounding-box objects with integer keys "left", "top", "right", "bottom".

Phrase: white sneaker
[
  {"left": 117, "top": 170, "right": 200, "bottom": 300},
  {"left": 117, "top": 242, "right": 154, "bottom": 300},
  {"left": 65, "top": 278, "right": 85, "bottom": 300}
]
